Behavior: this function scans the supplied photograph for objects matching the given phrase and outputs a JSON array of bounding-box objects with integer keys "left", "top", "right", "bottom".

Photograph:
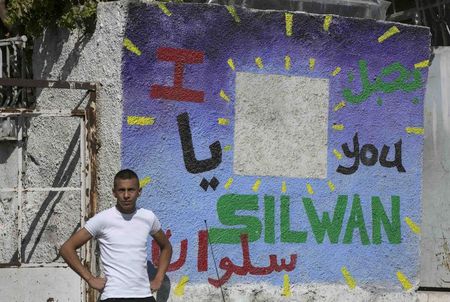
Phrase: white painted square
[{"left": 234, "top": 72, "right": 329, "bottom": 178}]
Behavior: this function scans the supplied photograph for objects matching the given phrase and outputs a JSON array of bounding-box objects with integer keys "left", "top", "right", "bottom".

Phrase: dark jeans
[{"left": 102, "top": 297, "right": 156, "bottom": 302}]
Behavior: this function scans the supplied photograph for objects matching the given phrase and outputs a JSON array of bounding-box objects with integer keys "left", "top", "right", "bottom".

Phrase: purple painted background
[{"left": 122, "top": 3, "right": 430, "bottom": 289}]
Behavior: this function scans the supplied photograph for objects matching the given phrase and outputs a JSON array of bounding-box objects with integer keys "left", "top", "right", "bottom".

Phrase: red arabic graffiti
[
  {"left": 208, "top": 234, "right": 297, "bottom": 287},
  {"left": 152, "top": 229, "right": 187, "bottom": 271},
  {"left": 151, "top": 230, "right": 297, "bottom": 286},
  {"left": 150, "top": 47, "right": 205, "bottom": 103},
  {"left": 197, "top": 229, "right": 208, "bottom": 272}
]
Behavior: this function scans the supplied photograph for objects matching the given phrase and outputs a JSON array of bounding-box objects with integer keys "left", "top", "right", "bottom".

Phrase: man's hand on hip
[
  {"left": 150, "top": 277, "right": 163, "bottom": 293},
  {"left": 87, "top": 276, "right": 106, "bottom": 292}
]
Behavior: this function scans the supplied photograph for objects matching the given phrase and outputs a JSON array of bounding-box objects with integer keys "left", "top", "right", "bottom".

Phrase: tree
[{"left": 4, "top": 0, "right": 101, "bottom": 38}]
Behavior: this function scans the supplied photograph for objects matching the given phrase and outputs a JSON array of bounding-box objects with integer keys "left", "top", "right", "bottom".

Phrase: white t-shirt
[{"left": 84, "top": 206, "right": 161, "bottom": 300}]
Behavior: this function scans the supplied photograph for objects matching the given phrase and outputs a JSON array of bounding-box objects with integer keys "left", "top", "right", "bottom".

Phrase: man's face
[{"left": 113, "top": 178, "right": 141, "bottom": 214}]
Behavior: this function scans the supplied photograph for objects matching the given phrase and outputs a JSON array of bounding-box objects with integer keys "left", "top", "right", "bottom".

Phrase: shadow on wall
[
  {"left": 147, "top": 260, "right": 171, "bottom": 302},
  {"left": 0, "top": 140, "right": 16, "bottom": 164},
  {"left": 9, "top": 125, "right": 81, "bottom": 263},
  {"left": 32, "top": 27, "right": 92, "bottom": 97}
]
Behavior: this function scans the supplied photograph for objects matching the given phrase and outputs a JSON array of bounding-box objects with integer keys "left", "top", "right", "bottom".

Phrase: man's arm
[
  {"left": 59, "top": 228, "right": 106, "bottom": 291},
  {"left": 150, "top": 229, "right": 173, "bottom": 292}
]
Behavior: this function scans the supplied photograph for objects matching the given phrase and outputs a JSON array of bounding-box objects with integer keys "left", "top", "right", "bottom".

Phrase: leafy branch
[{"left": 5, "top": 0, "right": 102, "bottom": 38}]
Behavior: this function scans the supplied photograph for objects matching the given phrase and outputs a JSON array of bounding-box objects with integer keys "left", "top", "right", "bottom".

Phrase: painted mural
[{"left": 121, "top": 2, "right": 431, "bottom": 293}]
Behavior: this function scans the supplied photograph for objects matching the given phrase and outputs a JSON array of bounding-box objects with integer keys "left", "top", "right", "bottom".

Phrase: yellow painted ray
[
  {"left": 220, "top": 89, "right": 231, "bottom": 102},
  {"left": 285, "top": 55, "right": 291, "bottom": 70},
  {"left": 334, "top": 101, "right": 346, "bottom": 111},
  {"left": 378, "top": 26, "right": 400, "bottom": 43},
  {"left": 404, "top": 217, "right": 421, "bottom": 234},
  {"left": 227, "top": 58, "right": 236, "bottom": 71},
  {"left": 309, "top": 58, "right": 316, "bottom": 71},
  {"left": 332, "top": 124, "right": 344, "bottom": 131},
  {"left": 396, "top": 271, "right": 413, "bottom": 291},
  {"left": 223, "top": 145, "right": 232, "bottom": 152},
  {"left": 323, "top": 15, "right": 332, "bottom": 31},
  {"left": 252, "top": 179, "right": 261, "bottom": 192},
  {"left": 123, "top": 38, "right": 142, "bottom": 56},
  {"left": 255, "top": 57, "right": 264, "bottom": 69},
  {"left": 158, "top": 3, "right": 172, "bottom": 16},
  {"left": 285, "top": 13, "right": 293, "bottom": 36},
  {"left": 281, "top": 274, "right": 292, "bottom": 297},
  {"left": 327, "top": 180, "right": 335, "bottom": 192},
  {"left": 281, "top": 181, "right": 287, "bottom": 193},
  {"left": 218, "top": 118, "right": 230, "bottom": 125},
  {"left": 332, "top": 67, "right": 341, "bottom": 76},
  {"left": 139, "top": 176, "right": 152, "bottom": 188},
  {"left": 341, "top": 266, "right": 356, "bottom": 289},
  {"left": 127, "top": 116, "right": 155, "bottom": 126},
  {"left": 226, "top": 5, "right": 240, "bottom": 23},
  {"left": 174, "top": 275, "right": 189, "bottom": 296},
  {"left": 333, "top": 149, "right": 343, "bottom": 160},
  {"left": 306, "top": 183, "right": 314, "bottom": 195},
  {"left": 224, "top": 178, "right": 233, "bottom": 190},
  {"left": 406, "top": 127, "right": 424, "bottom": 135},
  {"left": 415, "top": 60, "right": 429, "bottom": 69}
]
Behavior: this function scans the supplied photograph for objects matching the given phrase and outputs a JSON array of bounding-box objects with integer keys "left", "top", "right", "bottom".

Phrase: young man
[{"left": 60, "top": 169, "right": 172, "bottom": 302}]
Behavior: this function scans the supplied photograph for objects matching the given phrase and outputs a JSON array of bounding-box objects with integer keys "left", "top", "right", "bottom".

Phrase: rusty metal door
[{"left": 0, "top": 79, "right": 98, "bottom": 302}]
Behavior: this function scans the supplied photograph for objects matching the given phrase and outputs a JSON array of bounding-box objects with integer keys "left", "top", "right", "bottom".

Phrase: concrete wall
[
  {"left": 0, "top": 267, "right": 81, "bottom": 302},
  {"left": 1, "top": 1, "right": 127, "bottom": 301},
  {"left": 1, "top": 1, "right": 449, "bottom": 301},
  {"left": 421, "top": 47, "right": 450, "bottom": 287},
  {"left": 0, "top": 140, "right": 18, "bottom": 262}
]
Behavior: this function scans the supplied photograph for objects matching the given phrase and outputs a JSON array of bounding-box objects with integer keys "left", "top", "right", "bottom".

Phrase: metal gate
[{"left": 0, "top": 78, "right": 99, "bottom": 302}]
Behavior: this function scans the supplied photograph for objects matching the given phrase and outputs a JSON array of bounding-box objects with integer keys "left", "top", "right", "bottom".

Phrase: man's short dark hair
[{"left": 114, "top": 169, "right": 139, "bottom": 187}]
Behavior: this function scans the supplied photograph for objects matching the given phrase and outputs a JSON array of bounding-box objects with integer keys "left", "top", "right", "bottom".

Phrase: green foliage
[{"left": 6, "top": 0, "right": 102, "bottom": 38}]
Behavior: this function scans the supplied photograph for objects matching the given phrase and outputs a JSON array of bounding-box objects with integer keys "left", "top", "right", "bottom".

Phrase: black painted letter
[
  {"left": 379, "top": 139, "right": 406, "bottom": 172},
  {"left": 177, "top": 112, "right": 222, "bottom": 174},
  {"left": 337, "top": 132, "right": 360, "bottom": 175},
  {"left": 360, "top": 144, "right": 378, "bottom": 166}
]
